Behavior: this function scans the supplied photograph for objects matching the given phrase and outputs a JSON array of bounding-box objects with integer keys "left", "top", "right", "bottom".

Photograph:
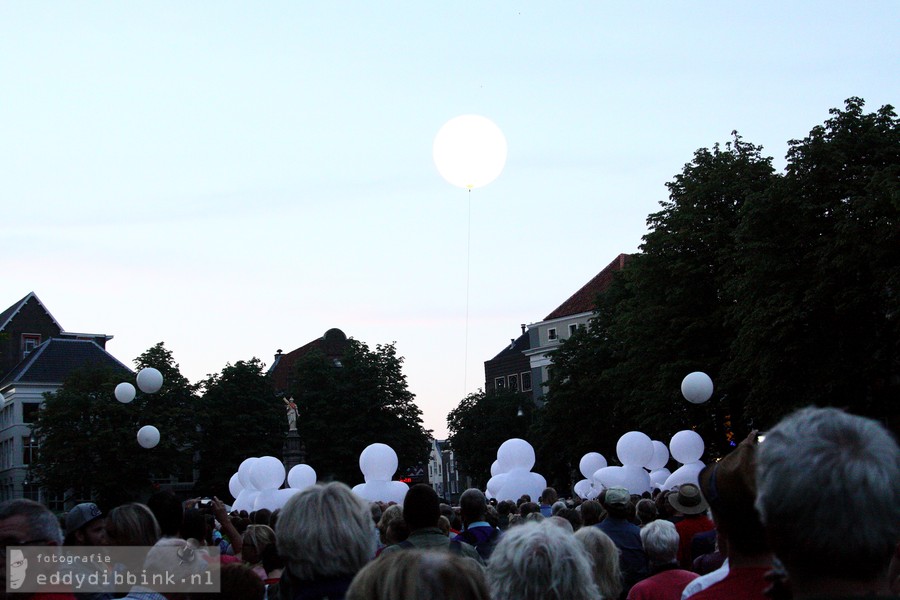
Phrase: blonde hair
[
  {"left": 106, "top": 503, "right": 161, "bottom": 546},
  {"left": 574, "top": 526, "right": 622, "bottom": 600},
  {"left": 347, "top": 549, "right": 489, "bottom": 600}
]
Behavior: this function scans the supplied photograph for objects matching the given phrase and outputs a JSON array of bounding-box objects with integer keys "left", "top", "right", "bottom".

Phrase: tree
[
  {"left": 728, "top": 98, "right": 900, "bottom": 426},
  {"left": 446, "top": 388, "right": 535, "bottom": 488},
  {"left": 32, "top": 343, "right": 198, "bottom": 508},
  {"left": 290, "top": 340, "right": 431, "bottom": 485},
  {"left": 194, "top": 358, "right": 281, "bottom": 497}
]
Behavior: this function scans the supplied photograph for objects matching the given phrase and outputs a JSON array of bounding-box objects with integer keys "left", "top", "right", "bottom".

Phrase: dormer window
[
  {"left": 547, "top": 328, "right": 557, "bottom": 342},
  {"left": 21, "top": 334, "right": 41, "bottom": 358}
]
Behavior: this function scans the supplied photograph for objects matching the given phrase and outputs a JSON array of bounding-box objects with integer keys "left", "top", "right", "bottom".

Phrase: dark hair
[
  {"left": 146, "top": 490, "right": 183, "bottom": 537},
  {"left": 636, "top": 499, "right": 658, "bottom": 526},
  {"left": 403, "top": 484, "right": 441, "bottom": 530},
  {"left": 219, "top": 563, "right": 265, "bottom": 600},
  {"left": 580, "top": 500, "right": 604, "bottom": 526},
  {"left": 458, "top": 489, "right": 488, "bottom": 524},
  {"left": 181, "top": 509, "right": 208, "bottom": 544},
  {"left": 557, "top": 507, "right": 583, "bottom": 531},
  {"left": 253, "top": 508, "right": 272, "bottom": 525}
]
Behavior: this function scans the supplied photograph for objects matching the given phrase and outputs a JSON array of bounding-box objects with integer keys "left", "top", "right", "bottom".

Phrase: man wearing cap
[
  {"left": 686, "top": 431, "right": 772, "bottom": 600},
  {"left": 64, "top": 503, "right": 107, "bottom": 547},
  {"left": 597, "top": 487, "right": 649, "bottom": 593},
  {"left": 668, "top": 483, "right": 714, "bottom": 569}
]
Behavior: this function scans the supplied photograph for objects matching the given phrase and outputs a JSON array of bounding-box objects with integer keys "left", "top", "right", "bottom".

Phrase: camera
[{"left": 199, "top": 498, "right": 212, "bottom": 508}]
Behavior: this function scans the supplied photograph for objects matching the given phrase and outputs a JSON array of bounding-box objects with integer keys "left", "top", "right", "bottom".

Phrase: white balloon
[
  {"left": 238, "top": 457, "right": 260, "bottom": 489},
  {"left": 387, "top": 481, "right": 409, "bottom": 504},
  {"left": 497, "top": 438, "right": 535, "bottom": 473},
  {"left": 287, "top": 464, "right": 317, "bottom": 491},
  {"left": 249, "top": 456, "right": 286, "bottom": 491},
  {"left": 228, "top": 473, "right": 244, "bottom": 501},
  {"left": 253, "top": 489, "right": 279, "bottom": 511},
  {"left": 137, "top": 425, "right": 160, "bottom": 449},
  {"left": 136, "top": 368, "right": 164, "bottom": 394},
  {"left": 486, "top": 473, "right": 508, "bottom": 497},
  {"left": 573, "top": 478, "right": 599, "bottom": 500},
  {"left": 273, "top": 488, "right": 300, "bottom": 510},
  {"left": 496, "top": 468, "right": 544, "bottom": 502},
  {"left": 663, "top": 461, "right": 705, "bottom": 490},
  {"left": 670, "top": 430, "right": 705, "bottom": 464},
  {"left": 681, "top": 372, "right": 714, "bottom": 404},
  {"left": 620, "top": 465, "right": 651, "bottom": 495},
  {"left": 579, "top": 452, "right": 608, "bottom": 479},
  {"left": 649, "top": 468, "right": 672, "bottom": 488},
  {"left": 359, "top": 443, "right": 398, "bottom": 482},
  {"left": 232, "top": 489, "right": 259, "bottom": 513},
  {"left": 646, "top": 441, "right": 670, "bottom": 471},
  {"left": 593, "top": 466, "right": 626, "bottom": 489},
  {"left": 114, "top": 382, "right": 136, "bottom": 403},
  {"left": 352, "top": 480, "right": 407, "bottom": 503},
  {"left": 490, "top": 460, "right": 503, "bottom": 477},
  {"left": 433, "top": 115, "right": 508, "bottom": 190},
  {"left": 616, "top": 431, "right": 655, "bottom": 467}
]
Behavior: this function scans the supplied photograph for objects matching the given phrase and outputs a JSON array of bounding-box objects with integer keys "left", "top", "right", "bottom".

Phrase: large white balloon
[
  {"left": 681, "top": 372, "right": 714, "bottom": 404},
  {"left": 497, "top": 438, "right": 535, "bottom": 473},
  {"left": 253, "top": 489, "right": 279, "bottom": 511},
  {"left": 136, "top": 368, "right": 164, "bottom": 394},
  {"left": 273, "top": 488, "right": 300, "bottom": 510},
  {"left": 433, "top": 115, "right": 508, "bottom": 189},
  {"left": 663, "top": 461, "right": 705, "bottom": 490},
  {"left": 486, "top": 473, "right": 509, "bottom": 498},
  {"left": 620, "top": 465, "right": 651, "bottom": 495},
  {"left": 573, "top": 478, "right": 600, "bottom": 500},
  {"left": 137, "top": 425, "right": 160, "bottom": 449},
  {"left": 115, "top": 382, "right": 136, "bottom": 404},
  {"left": 646, "top": 441, "right": 671, "bottom": 471},
  {"left": 593, "top": 466, "right": 626, "bottom": 490},
  {"left": 490, "top": 460, "right": 504, "bottom": 477},
  {"left": 359, "top": 443, "right": 398, "bottom": 482},
  {"left": 495, "top": 468, "right": 544, "bottom": 502},
  {"left": 232, "top": 489, "right": 259, "bottom": 513},
  {"left": 616, "top": 432, "right": 655, "bottom": 467},
  {"left": 228, "top": 473, "right": 244, "bottom": 500},
  {"left": 670, "top": 430, "right": 705, "bottom": 464},
  {"left": 287, "top": 464, "right": 317, "bottom": 491},
  {"left": 249, "top": 456, "right": 286, "bottom": 491},
  {"left": 650, "top": 468, "right": 672, "bottom": 489},
  {"left": 352, "top": 480, "right": 409, "bottom": 504},
  {"left": 579, "top": 452, "right": 608, "bottom": 479},
  {"left": 238, "top": 457, "right": 260, "bottom": 489}
]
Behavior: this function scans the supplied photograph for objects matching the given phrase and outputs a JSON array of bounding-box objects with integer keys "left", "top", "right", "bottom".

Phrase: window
[
  {"left": 494, "top": 377, "right": 505, "bottom": 390},
  {"left": 547, "top": 328, "right": 557, "bottom": 341},
  {"left": 22, "top": 403, "right": 39, "bottom": 424},
  {"left": 507, "top": 374, "right": 519, "bottom": 391},
  {"left": 21, "top": 334, "right": 41, "bottom": 358},
  {"left": 569, "top": 323, "right": 578, "bottom": 336},
  {"left": 22, "top": 436, "right": 37, "bottom": 465},
  {"left": 521, "top": 371, "right": 532, "bottom": 391}
]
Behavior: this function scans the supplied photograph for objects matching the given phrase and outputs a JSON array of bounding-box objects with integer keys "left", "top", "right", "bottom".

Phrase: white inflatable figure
[
  {"left": 288, "top": 464, "right": 317, "bottom": 491},
  {"left": 495, "top": 439, "right": 546, "bottom": 502},
  {"left": 576, "top": 452, "right": 607, "bottom": 500},
  {"left": 228, "top": 473, "right": 244, "bottom": 501},
  {"left": 352, "top": 443, "right": 409, "bottom": 503},
  {"left": 663, "top": 430, "right": 706, "bottom": 490},
  {"left": 614, "top": 431, "right": 654, "bottom": 494},
  {"left": 249, "top": 456, "right": 287, "bottom": 511}
]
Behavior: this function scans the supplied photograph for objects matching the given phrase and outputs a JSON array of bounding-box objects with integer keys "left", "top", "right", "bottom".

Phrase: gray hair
[
  {"left": 488, "top": 520, "right": 598, "bottom": 600},
  {"left": 755, "top": 406, "right": 900, "bottom": 581},
  {"left": 639, "top": 519, "right": 679, "bottom": 565},
  {"left": 276, "top": 482, "right": 375, "bottom": 581},
  {"left": 550, "top": 501, "right": 567, "bottom": 516},
  {"left": 0, "top": 499, "right": 63, "bottom": 545},
  {"left": 142, "top": 537, "right": 209, "bottom": 592},
  {"left": 574, "top": 526, "right": 622, "bottom": 600}
]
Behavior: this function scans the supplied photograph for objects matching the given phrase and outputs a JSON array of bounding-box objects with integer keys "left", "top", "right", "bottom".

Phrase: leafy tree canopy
[{"left": 291, "top": 340, "right": 431, "bottom": 485}]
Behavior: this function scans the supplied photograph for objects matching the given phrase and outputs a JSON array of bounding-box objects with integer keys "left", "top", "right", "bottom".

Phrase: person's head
[
  {"left": 403, "top": 484, "right": 441, "bottom": 531},
  {"left": 64, "top": 502, "right": 107, "bottom": 546},
  {"left": 141, "top": 537, "right": 210, "bottom": 599},
  {"left": 636, "top": 498, "right": 658, "bottom": 526},
  {"left": 497, "top": 500, "right": 514, "bottom": 517},
  {"left": 639, "top": 519, "right": 680, "bottom": 566},
  {"left": 519, "top": 501, "right": 540, "bottom": 517},
  {"left": 699, "top": 431, "right": 767, "bottom": 557},
  {"left": 0, "top": 499, "right": 64, "bottom": 590},
  {"left": 181, "top": 509, "right": 210, "bottom": 546},
  {"left": 276, "top": 482, "right": 374, "bottom": 581},
  {"left": 556, "top": 507, "right": 583, "bottom": 531},
  {"left": 376, "top": 504, "right": 403, "bottom": 545},
  {"left": 755, "top": 407, "right": 900, "bottom": 587},
  {"left": 458, "top": 488, "right": 488, "bottom": 527},
  {"left": 489, "top": 520, "right": 599, "bottom": 600},
  {"left": 348, "top": 549, "right": 490, "bottom": 600},
  {"left": 579, "top": 500, "right": 603, "bottom": 526},
  {"left": 369, "top": 503, "right": 383, "bottom": 525},
  {"left": 146, "top": 490, "right": 184, "bottom": 537},
  {"left": 574, "top": 526, "right": 622, "bottom": 600},
  {"left": 540, "top": 487, "right": 558, "bottom": 506},
  {"left": 551, "top": 501, "right": 566, "bottom": 516},
  {"left": 667, "top": 483, "right": 708, "bottom": 517},
  {"left": 218, "top": 562, "right": 265, "bottom": 600},
  {"left": 601, "top": 487, "right": 632, "bottom": 520},
  {"left": 241, "top": 524, "right": 276, "bottom": 565},
  {"left": 106, "top": 503, "right": 162, "bottom": 547},
  {"left": 252, "top": 508, "right": 272, "bottom": 526}
]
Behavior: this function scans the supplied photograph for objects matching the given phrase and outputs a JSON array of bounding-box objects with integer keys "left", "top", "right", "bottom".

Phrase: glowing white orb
[
  {"left": 433, "top": 115, "right": 507, "bottom": 190},
  {"left": 137, "top": 425, "right": 160, "bottom": 449}
]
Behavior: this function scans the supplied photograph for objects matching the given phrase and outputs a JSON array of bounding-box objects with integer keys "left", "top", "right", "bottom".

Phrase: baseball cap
[{"left": 65, "top": 503, "right": 103, "bottom": 535}]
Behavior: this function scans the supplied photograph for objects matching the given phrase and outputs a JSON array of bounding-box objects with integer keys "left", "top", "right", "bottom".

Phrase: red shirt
[
  {"left": 688, "top": 566, "right": 770, "bottom": 600},
  {"left": 628, "top": 568, "right": 698, "bottom": 600},
  {"left": 675, "top": 514, "right": 715, "bottom": 568}
]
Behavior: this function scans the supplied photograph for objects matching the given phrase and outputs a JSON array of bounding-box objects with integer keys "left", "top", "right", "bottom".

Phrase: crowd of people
[{"left": 0, "top": 406, "right": 898, "bottom": 600}]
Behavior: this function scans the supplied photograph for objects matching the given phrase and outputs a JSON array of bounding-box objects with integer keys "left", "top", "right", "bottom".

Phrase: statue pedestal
[{"left": 282, "top": 430, "right": 307, "bottom": 473}]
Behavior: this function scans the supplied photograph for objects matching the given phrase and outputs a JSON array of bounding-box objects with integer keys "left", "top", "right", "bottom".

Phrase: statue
[{"left": 284, "top": 397, "right": 298, "bottom": 431}]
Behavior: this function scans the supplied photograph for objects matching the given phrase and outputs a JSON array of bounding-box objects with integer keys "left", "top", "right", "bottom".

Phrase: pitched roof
[
  {"left": 267, "top": 328, "right": 350, "bottom": 393},
  {"left": 0, "top": 338, "right": 133, "bottom": 387},
  {"left": 0, "top": 292, "right": 64, "bottom": 333},
  {"left": 543, "top": 253, "right": 629, "bottom": 321},
  {"left": 489, "top": 332, "right": 531, "bottom": 361}
]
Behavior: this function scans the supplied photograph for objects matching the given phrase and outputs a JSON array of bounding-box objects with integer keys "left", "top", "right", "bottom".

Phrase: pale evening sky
[{"left": 1, "top": 2, "right": 897, "bottom": 439}]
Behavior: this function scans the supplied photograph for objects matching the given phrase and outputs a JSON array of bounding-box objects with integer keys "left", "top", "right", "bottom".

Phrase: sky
[{"left": 2, "top": 2, "right": 898, "bottom": 440}]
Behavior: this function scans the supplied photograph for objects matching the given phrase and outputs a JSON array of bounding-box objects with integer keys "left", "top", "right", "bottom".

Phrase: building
[
  {"left": 0, "top": 293, "right": 131, "bottom": 504},
  {"left": 427, "top": 438, "right": 469, "bottom": 504},
  {"left": 524, "top": 253, "right": 628, "bottom": 403},
  {"left": 267, "top": 328, "right": 351, "bottom": 396},
  {"left": 483, "top": 325, "right": 532, "bottom": 396}
]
